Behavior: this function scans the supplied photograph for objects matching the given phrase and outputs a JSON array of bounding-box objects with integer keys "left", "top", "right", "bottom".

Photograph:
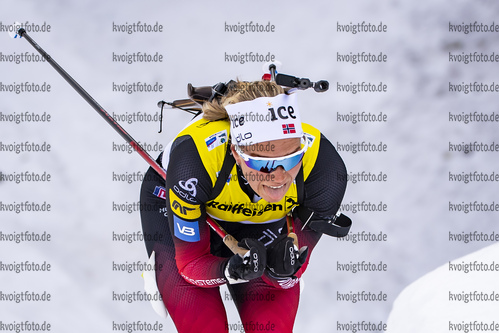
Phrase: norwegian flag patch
[
  {"left": 153, "top": 186, "right": 167, "bottom": 199},
  {"left": 282, "top": 123, "right": 296, "bottom": 134}
]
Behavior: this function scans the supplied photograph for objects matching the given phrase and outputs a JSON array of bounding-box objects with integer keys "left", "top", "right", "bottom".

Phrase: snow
[
  {"left": 387, "top": 243, "right": 499, "bottom": 332},
  {"left": 1, "top": 1, "right": 499, "bottom": 332}
]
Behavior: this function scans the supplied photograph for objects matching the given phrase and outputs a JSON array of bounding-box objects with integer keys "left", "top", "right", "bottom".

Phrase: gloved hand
[
  {"left": 224, "top": 238, "right": 267, "bottom": 284},
  {"left": 266, "top": 235, "right": 308, "bottom": 278}
]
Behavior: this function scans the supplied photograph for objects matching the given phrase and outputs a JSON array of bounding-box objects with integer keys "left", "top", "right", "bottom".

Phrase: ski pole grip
[
  {"left": 206, "top": 216, "right": 248, "bottom": 256},
  {"left": 223, "top": 234, "right": 248, "bottom": 257},
  {"left": 288, "top": 232, "right": 299, "bottom": 248},
  {"left": 286, "top": 213, "right": 299, "bottom": 248}
]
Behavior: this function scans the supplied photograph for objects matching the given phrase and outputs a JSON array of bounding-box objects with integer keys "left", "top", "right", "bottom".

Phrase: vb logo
[
  {"left": 176, "top": 223, "right": 196, "bottom": 237},
  {"left": 173, "top": 216, "right": 200, "bottom": 242}
]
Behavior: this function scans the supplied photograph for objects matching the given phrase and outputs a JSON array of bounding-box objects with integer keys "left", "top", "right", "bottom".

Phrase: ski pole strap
[
  {"left": 209, "top": 141, "right": 236, "bottom": 201},
  {"left": 296, "top": 207, "right": 352, "bottom": 238},
  {"left": 295, "top": 166, "right": 304, "bottom": 205}
]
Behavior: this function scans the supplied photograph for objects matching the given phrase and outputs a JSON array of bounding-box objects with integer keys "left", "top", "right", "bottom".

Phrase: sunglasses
[{"left": 234, "top": 137, "right": 309, "bottom": 174}]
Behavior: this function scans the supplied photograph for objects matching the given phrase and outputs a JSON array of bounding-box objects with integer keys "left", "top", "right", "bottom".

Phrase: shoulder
[
  {"left": 301, "top": 123, "right": 323, "bottom": 180},
  {"left": 166, "top": 118, "right": 231, "bottom": 193},
  {"left": 301, "top": 129, "right": 347, "bottom": 218}
]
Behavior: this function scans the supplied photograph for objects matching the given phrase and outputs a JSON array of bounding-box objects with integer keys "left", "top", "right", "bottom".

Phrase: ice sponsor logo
[
  {"left": 152, "top": 186, "right": 166, "bottom": 200},
  {"left": 205, "top": 130, "right": 227, "bottom": 151},
  {"left": 169, "top": 189, "right": 201, "bottom": 219},
  {"left": 267, "top": 104, "right": 297, "bottom": 121},
  {"left": 230, "top": 101, "right": 296, "bottom": 126},
  {"left": 231, "top": 114, "right": 246, "bottom": 128},
  {"left": 173, "top": 216, "right": 200, "bottom": 242}
]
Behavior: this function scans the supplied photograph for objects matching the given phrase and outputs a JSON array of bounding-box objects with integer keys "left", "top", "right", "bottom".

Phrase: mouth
[
  {"left": 266, "top": 184, "right": 285, "bottom": 189},
  {"left": 261, "top": 183, "right": 288, "bottom": 202}
]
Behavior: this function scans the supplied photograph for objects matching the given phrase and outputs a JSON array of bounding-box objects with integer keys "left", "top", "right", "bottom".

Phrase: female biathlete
[{"left": 139, "top": 80, "right": 349, "bottom": 332}]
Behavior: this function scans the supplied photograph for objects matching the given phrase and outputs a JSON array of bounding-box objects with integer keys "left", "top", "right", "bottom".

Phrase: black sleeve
[
  {"left": 166, "top": 135, "right": 213, "bottom": 205},
  {"left": 301, "top": 134, "right": 347, "bottom": 219},
  {"left": 166, "top": 135, "right": 230, "bottom": 286}
]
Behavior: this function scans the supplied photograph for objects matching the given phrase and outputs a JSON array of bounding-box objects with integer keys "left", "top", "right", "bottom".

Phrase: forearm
[
  {"left": 172, "top": 217, "right": 230, "bottom": 288},
  {"left": 177, "top": 252, "right": 229, "bottom": 288}
]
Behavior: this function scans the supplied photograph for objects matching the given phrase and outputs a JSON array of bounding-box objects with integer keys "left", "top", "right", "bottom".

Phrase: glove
[
  {"left": 224, "top": 238, "right": 267, "bottom": 284},
  {"left": 266, "top": 235, "right": 308, "bottom": 278}
]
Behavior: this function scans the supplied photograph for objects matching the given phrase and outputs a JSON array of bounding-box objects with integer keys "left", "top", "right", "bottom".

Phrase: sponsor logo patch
[
  {"left": 178, "top": 178, "right": 198, "bottom": 197},
  {"left": 173, "top": 216, "right": 200, "bottom": 242},
  {"left": 169, "top": 189, "right": 201, "bottom": 219},
  {"left": 153, "top": 186, "right": 166, "bottom": 199},
  {"left": 205, "top": 130, "right": 227, "bottom": 151}
]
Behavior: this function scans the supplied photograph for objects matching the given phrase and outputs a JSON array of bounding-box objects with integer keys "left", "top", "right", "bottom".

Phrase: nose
[{"left": 270, "top": 166, "right": 287, "bottom": 182}]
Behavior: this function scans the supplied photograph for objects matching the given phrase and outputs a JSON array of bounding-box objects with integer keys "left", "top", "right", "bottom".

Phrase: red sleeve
[
  {"left": 171, "top": 212, "right": 230, "bottom": 288},
  {"left": 166, "top": 135, "right": 229, "bottom": 288}
]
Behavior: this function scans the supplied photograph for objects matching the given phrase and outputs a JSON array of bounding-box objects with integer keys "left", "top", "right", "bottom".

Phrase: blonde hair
[{"left": 202, "top": 80, "right": 285, "bottom": 121}]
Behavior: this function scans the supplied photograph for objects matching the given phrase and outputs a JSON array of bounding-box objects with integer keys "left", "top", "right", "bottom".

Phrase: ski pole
[
  {"left": 206, "top": 215, "right": 248, "bottom": 257},
  {"left": 13, "top": 27, "right": 250, "bottom": 255},
  {"left": 15, "top": 27, "right": 166, "bottom": 180}
]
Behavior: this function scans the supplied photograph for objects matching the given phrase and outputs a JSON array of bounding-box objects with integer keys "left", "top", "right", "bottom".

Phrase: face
[{"left": 231, "top": 138, "right": 302, "bottom": 203}]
